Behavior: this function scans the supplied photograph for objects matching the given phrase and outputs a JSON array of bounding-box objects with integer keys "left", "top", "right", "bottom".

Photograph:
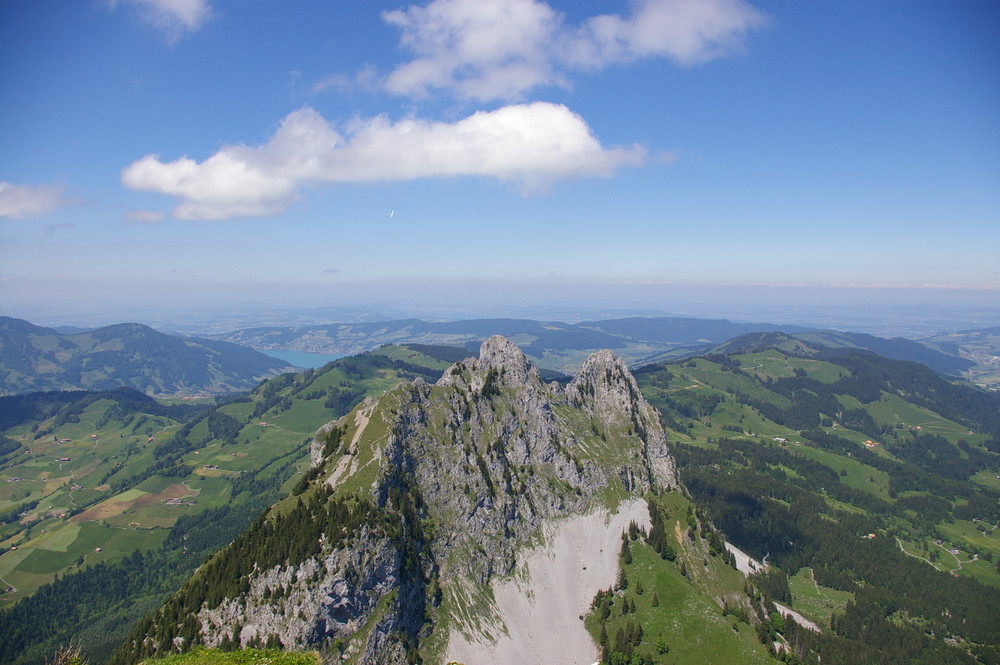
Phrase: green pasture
[
  {"left": 937, "top": 519, "right": 1000, "bottom": 559},
  {"left": 2, "top": 520, "right": 169, "bottom": 604},
  {"left": 29, "top": 520, "right": 80, "bottom": 552},
  {"left": 972, "top": 469, "right": 1000, "bottom": 490},
  {"left": 265, "top": 401, "right": 339, "bottom": 435},
  {"left": 588, "top": 538, "right": 774, "bottom": 665},
  {"left": 686, "top": 359, "right": 794, "bottom": 408},
  {"left": 787, "top": 567, "right": 853, "bottom": 628},
  {"left": 375, "top": 345, "right": 457, "bottom": 370},
  {"left": 218, "top": 401, "right": 255, "bottom": 420},
  {"left": 735, "top": 352, "right": 845, "bottom": 384},
  {"left": 793, "top": 443, "right": 892, "bottom": 501}
]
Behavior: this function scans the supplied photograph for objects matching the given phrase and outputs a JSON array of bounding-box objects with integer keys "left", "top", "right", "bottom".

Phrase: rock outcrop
[{"left": 135, "top": 336, "right": 677, "bottom": 664}]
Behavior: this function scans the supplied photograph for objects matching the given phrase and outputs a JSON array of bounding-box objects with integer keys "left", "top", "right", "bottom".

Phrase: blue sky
[{"left": 1, "top": 0, "right": 998, "bottom": 321}]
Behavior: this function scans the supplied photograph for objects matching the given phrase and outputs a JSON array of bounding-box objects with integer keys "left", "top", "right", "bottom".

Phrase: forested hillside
[{"left": 635, "top": 339, "right": 1000, "bottom": 664}]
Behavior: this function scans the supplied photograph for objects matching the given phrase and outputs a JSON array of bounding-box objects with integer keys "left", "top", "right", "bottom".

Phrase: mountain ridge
[
  {"left": 0, "top": 316, "right": 293, "bottom": 396},
  {"left": 209, "top": 315, "right": 987, "bottom": 383},
  {"left": 115, "top": 336, "right": 678, "bottom": 664}
]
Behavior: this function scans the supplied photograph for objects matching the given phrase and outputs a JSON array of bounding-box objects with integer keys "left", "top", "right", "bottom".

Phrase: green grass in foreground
[{"left": 139, "top": 648, "right": 318, "bottom": 665}]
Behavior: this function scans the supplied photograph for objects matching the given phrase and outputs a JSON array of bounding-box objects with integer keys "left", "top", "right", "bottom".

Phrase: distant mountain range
[
  {"left": 0, "top": 314, "right": 989, "bottom": 399},
  {"left": 211, "top": 315, "right": 978, "bottom": 379},
  {"left": 0, "top": 317, "right": 292, "bottom": 396},
  {"left": 212, "top": 316, "right": 815, "bottom": 371}
]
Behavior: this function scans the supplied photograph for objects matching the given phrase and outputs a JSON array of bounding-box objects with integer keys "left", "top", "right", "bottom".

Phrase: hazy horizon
[
  {"left": 2, "top": 0, "right": 998, "bottom": 316},
  {"left": 3, "top": 281, "right": 998, "bottom": 339}
]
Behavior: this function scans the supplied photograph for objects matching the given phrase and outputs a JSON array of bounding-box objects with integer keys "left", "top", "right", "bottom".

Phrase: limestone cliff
[{"left": 126, "top": 336, "right": 676, "bottom": 664}]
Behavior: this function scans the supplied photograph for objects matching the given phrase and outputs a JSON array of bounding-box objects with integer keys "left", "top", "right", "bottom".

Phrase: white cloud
[
  {"left": 123, "top": 210, "right": 166, "bottom": 225},
  {"left": 0, "top": 181, "right": 68, "bottom": 219},
  {"left": 382, "top": 0, "right": 766, "bottom": 101},
  {"left": 383, "top": 0, "right": 563, "bottom": 100},
  {"left": 108, "top": 0, "right": 211, "bottom": 40},
  {"left": 121, "top": 102, "right": 644, "bottom": 219},
  {"left": 570, "top": 0, "right": 766, "bottom": 66}
]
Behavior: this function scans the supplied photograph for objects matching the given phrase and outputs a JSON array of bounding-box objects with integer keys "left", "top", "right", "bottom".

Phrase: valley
[{"left": 0, "top": 326, "right": 998, "bottom": 664}]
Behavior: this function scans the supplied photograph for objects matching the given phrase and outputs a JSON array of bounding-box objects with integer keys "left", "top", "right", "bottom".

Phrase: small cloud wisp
[{"left": 0, "top": 181, "right": 68, "bottom": 219}]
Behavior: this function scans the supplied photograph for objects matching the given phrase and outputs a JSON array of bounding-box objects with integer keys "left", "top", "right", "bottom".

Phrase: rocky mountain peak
[
  {"left": 569, "top": 347, "right": 643, "bottom": 419},
  {"left": 140, "top": 337, "right": 677, "bottom": 664},
  {"left": 478, "top": 334, "right": 529, "bottom": 372},
  {"left": 436, "top": 333, "right": 538, "bottom": 393}
]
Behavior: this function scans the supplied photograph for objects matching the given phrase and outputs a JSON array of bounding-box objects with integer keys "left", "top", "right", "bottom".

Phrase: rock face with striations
[{"left": 128, "top": 336, "right": 676, "bottom": 664}]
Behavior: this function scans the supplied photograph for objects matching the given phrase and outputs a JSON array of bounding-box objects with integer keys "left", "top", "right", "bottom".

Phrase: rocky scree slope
[{"left": 118, "top": 336, "right": 676, "bottom": 664}]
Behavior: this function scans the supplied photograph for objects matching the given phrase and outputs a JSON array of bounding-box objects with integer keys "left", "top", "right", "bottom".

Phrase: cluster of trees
[
  {"left": 591, "top": 536, "right": 658, "bottom": 665},
  {"left": 115, "top": 460, "right": 442, "bottom": 665}
]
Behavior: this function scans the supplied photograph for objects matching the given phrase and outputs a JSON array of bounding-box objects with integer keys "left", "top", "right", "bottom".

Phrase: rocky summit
[{"left": 122, "top": 335, "right": 676, "bottom": 664}]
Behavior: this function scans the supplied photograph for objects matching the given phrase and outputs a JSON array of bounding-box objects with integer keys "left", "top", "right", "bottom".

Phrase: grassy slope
[
  {"left": 585, "top": 491, "right": 775, "bottom": 665},
  {"left": 634, "top": 347, "right": 1000, "bottom": 616}
]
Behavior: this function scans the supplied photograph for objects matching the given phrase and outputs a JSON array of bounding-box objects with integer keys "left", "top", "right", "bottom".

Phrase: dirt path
[
  {"left": 936, "top": 542, "right": 978, "bottom": 574},
  {"left": 896, "top": 537, "right": 978, "bottom": 574},
  {"left": 803, "top": 566, "right": 834, "bottom": 604},
  {"left": 978, "top": 521, "right": 1000, "bottom": 546},
  {"left": 66, "top": 470, "right": 81, "bottom": 509},
  {"left": 895, "top": 537, "right": 936, "bottom": 567},
  {"left": 0, "top": 571, "right": 16, "bottom": 598},
  {"left": 725, "top": 542, "right": 767, "bottom": 576},
  {"left": 774, "top": 602, "right": 821, "bottom": 632}
]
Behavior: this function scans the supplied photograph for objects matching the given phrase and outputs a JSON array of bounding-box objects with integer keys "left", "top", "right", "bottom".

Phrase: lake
[{"left": 262, "top": 349, "right": 345, "bottom": 368}]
